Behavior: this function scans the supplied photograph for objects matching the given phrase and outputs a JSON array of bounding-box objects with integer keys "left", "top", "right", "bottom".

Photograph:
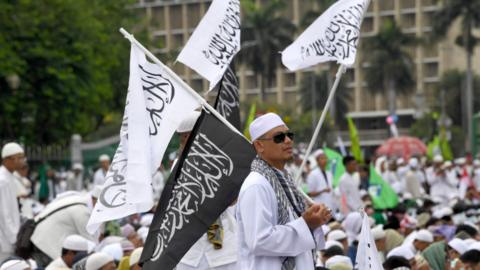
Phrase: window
[
  {"left": 169, "top": 5, "right": 183, "bottom": 30},
  {"left": 187, "top": 4, "right": 201, "bottom": 29},
  {"left": 379, "top": 0, "right": 395, "bottom": 11},
  {"left": 152, "top": 7, "right": 166, "bottom": 31}
]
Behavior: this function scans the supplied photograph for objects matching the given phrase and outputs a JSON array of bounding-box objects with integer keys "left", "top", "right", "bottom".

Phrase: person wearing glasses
[
  {"left": 236, "top": 113, "right": 331, "bottom": 270},
  {"left": 0, "top": 142, "right": 25, "bottom": 261}
]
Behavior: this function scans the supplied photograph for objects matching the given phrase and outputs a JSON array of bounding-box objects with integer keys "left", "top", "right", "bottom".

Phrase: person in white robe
[
  {"left": 31, "top": 194, "right": 98, "bottom": 267},
  {"left": 236, "top": 113, "right": 330, "bottom": 270},
  {"left": 93, "top": 155, "right": 110, "bottom": 187},
  {"left": 338, "top": 156, "right": 362, "bottom": 213},
  {"left": 307, "top": 149, "right": 336, "bottom": 211},
  {"left": 46, "top": 235, "right": 89, "bottom": 270},
  {"left": 176, "top": 111, "right": 239, "bottom": 270},
  {"left": 0, "top": 142, "right": 25, "bottom": 262},
  {"left": 428, "top": 161, "right": 458, "bottom": 203},
  {"left": 66, "top": 163, "right": 84, "bottom": 191},
  {"left": 0, "top": 259, "right": 31, "bottom": 270}
]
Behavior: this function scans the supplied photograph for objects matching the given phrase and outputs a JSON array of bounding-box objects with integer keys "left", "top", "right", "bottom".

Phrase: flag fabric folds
[
  {"left": 140, "top": 110, "right": 256, "bottom": 270},
  {"left": 177, "top": 0, "right": 241, "bottom": 90},
  {"left": 368, "top": 165, "right": 398, "bottom": 209},
  {"left": 86, "top": 45, "right": 201, "bottom": 234},
  {"left": 324, "top": 147, "right": 345, "bottom": 188},
  {"left": 347, "top": 116, "right": 363, "bottom": 163},
  {"left": 282, "top": 0, "right": 371, "bottom": 71},
  {"left": 214, "top": 65, "right": 241, "bottom": 130},
  {"left": 355, "top": 211, "right": 384, "bottom": 270}
]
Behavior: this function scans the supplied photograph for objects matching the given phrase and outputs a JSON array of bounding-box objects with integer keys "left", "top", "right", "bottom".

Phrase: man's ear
[{"left": 253, "top": 140, "right": 264, "bottom": 154}]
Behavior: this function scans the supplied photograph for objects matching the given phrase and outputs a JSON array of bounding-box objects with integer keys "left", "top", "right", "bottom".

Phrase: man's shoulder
[{"left": 239, "top": 171, "right": 275, "bottom": 197}]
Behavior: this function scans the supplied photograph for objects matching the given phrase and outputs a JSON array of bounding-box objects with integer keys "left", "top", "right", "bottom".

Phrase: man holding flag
[{"left": 236, "top": 113, "right": 331, "bottom": 270}]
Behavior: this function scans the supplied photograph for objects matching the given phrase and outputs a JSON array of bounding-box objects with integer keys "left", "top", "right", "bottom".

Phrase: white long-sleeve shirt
[
  {"left": 306, "top": 168, "right": 335, "bottom": 210},
  {"left": 0, "top": 166, "right": 21, "bottom": 253},
  {"left": 93, "top": 168, "right": 107, "bottom": 186},
  {"left": 338, "top": 172, "right": 363, "bottom": 213},
  {"left": 236, "top": 171, "right": 325, "bottom": 270}
]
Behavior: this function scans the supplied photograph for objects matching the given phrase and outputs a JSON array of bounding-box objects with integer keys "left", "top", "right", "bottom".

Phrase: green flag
[
  {"left": 38, "top": 164, "right": 49, "bottom": 201},
  {"left": 324, "top": 147, "right": 345, "bottom": 188},
  {"left": 347, "top": 116, "right": 363, "bottom": 163},
  {"left": 369, "top": 165, "right": 398, "bottom": 209},
  {"left": 427, "top": 136, "right": 441, "bottom": 160},
  {"left": 439, "top": 128, "right": 453, "bottom": 161},
  {"left": 243, "top": 103, "right": 256, "bottom": 140}
]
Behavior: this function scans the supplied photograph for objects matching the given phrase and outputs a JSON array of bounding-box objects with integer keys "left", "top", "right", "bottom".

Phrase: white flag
[
  {"left": 282, "top": 0, "right": 370, "bottom": 71},
  {"left": 177, "top": 0, "right": 240, "bottom": 90},
  {"left": 355, "top": 211, "right": 384, "bottom": 270},
  {"left": 87, "top": 45, "right": 201, "bottom": 234}
]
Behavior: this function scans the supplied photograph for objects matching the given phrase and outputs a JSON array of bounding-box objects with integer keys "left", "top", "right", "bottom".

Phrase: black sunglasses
[{"left": 259, "top": 131, "right": 295, "bottom": 144}]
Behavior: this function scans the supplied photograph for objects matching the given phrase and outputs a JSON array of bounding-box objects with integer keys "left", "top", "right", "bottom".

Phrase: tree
[
  {"left": 363, "top": 19, "right": 416, "bottom": 117},
  {"left": 240, "top": 0, "right": 296, "bottom": 101},
  {"left": 299, "top": 71, "right": 351, "bottom": 125},
  {"left": 0, "top": 0, "right": 137, "bottom": 144},
  {"left": 432, "top": 0, "right": 480, "bottom": 151}
]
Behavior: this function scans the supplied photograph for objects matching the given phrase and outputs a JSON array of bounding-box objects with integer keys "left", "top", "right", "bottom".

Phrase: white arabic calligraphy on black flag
[
  {"left": 282, "top": 0, "right": 371, "bottom": 71},
  {"left": 140, "top": 110, "right": 256, "bottom": 270},
  {"left": 214, "top": 65, "right": 241, "bottom": 130},
  {"left": 354, "top": 211, "right": 384, "bottom": 270},
  {"left": 177, "top": 0, "right": 240, "bottom": 90},
  {"left": 86, "top": 45, "right": 201, "bottom": 234}
]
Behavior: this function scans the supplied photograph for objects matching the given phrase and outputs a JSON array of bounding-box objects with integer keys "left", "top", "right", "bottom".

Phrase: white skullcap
[
  {"left": 327, "top": 230, "right": 347, "bottom": 241},
  {"left": 98, "top": 154, "right": 110, "bottom": 162},
  {"left": 396, "top": 158, "right": 405, "bottom": 165},
  {"left": 1, "top": 142, "right": 24, "bottom": 159},
  {"left": 86, "top": 253, "right": 114, "bottom": 270},
  {"left": 387, "top": 246, "right": 415, "bottom": 260},
  {"left": 433, "top": 155, "right": 444, "bottom": 163},
  {"left": 314, "top": 149, "right": 325, "bottom": 158},
  {"left": 176, "top": 111, "right": 201, "bottom": 133},
  {"left": 449, "top": 238, "right": 468, "bottom": 255},
  {"left": 101, "top": 243, "right": 123, "bottom": 261},
  {"left": 468, "top": 241, "right": 480, "bottom": 251},
  {"left": 63, "top": 235, "right": 89, "bottom": 252},
  {"left": 0, "top": 260, "right": 30, "bottom": 270},
  {"left": 249, "top": 113, "right": 286, "bottom": 142},
  {"left": 73, "top": 163, "right": 84, "bottom": 170},
  {"left": 91, "top": 185, "right": 102, "bottom": 199},
  {"left": 137, "top": 226, "right": 149, "bottom": 243},
  {"left": 371, "top": 226, "right": 386, "bottom": 240},
  {"left": 325, "top": 240, "right": 344, "bottom": 250},
  {"left": 455, "top": 158, "right": 466, "bottom": 165},
  {"left": 464, "top": 239, "right": 476, "bottom": 247},
  {"left": 140, "top": 214, "right": 154, "bottom": 227},
  {"left": 415, "top": 229, "right": 434, "bottom": 243},
  {"left": 464, "top": 221, "right": 479, "bottom": 232},
  {"left": 325, "top": 255, "right": 353, "bottom": 270},
  {"left": 409, "top": 158, "right": 418, "bottom": 168},
  {"left": 129, "top": 247, "right": 143, "bottom": 267}
]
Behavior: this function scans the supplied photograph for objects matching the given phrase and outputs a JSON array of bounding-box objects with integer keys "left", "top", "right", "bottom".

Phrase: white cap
[
  {"left": 325, "top": 255, "right": 353, "bottom": 270},
  {"left": 387, "top": 246, "right": 415, "bottom": 260},
  {"left": 464, "top": 239, "right": 477, "bottom": 247},
  {"left": 140, "top": 214, "right": 154, "bottom": 227},
  {"left": 176, "top": 111, "right": 201, "bottom": 133},
  {"left": 414, "top": 229, "right": 434, "bottom": 243},
  {"left": 98, "top": 154, "right": 110, "bottom": 162},
  {"left": 448, "top": 238, "right": 468, "bottom": 255},
  {"left": 101, "top": 243, "right": 123, "bottom": 261},
  {"left": 327, "top": 230, "right": 347, "bottom": 241},
  {"left": 397, "top": 158, "right": 405, "bottom": 165},
  {"left": 86, "top": 253, "right": 114, "bottom": 270},
  {"left": 409, "top": 158, "right": 418, "bottom": 168},
  {"left": 371, "top": 226, "right": 386, "bottom": 240},
  {"left": 91, "top": 185, "right": 102, "bottom": 199},
  {"left": 129, "top": 247, "right": 143, "bottom": 267},
  {"left": 314, "top": 149, "right": 325, "bottom": 158},
  {"left": 73, "top": 163, "right": 84, "bottom": 170},
  {"left": 0, "top": 260, "right": 30, "bottom": 270},
  {"left": 1, "top": 142, "right": 24, "bottom": 159},
  {"left": 249, "top": 113, "right": 286, "bottom": 142},
  {"left": 137, "top": 226, "right": 149, "bottom": 243},
  {"left": 433, "top": 155, "right": 444, "bottom": 163},
  {"left": 63, "top": 235, "right": 89, "bottom": 251},
  {"left": 324, "top": 240, "right": 344, "bottom": 250},
  {"left": 468, "top": 241, "right": 480, "bottom": 251},
  {"left": 455, "top": 158, "right": 466, "bottom": 165}
]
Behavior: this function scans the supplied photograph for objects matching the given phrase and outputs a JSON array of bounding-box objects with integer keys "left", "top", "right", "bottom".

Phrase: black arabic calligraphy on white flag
[
  {"left": 140, "top": 110, "right": 255, "bottom": 270},
  {"left": 282, "top": 0, "right": 371, "bottom": 71}
]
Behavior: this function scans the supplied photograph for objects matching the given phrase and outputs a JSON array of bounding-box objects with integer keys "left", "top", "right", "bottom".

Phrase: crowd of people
[{"left": 2, "top": 111, "right": 480, "bottom": 270}]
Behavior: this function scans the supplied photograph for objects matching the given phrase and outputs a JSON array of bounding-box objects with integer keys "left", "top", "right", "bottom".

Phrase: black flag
[
  {"left": 140, "top": 110, "right": 255, "bottom": 270},
  {"left": 214, "top": 65, "right": 241, "bottom": 130}
]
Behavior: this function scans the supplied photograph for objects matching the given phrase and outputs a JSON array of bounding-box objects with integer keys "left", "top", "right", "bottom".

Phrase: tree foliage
[{"left": 0, "top": 0, "right": 137, "bottom": 144}]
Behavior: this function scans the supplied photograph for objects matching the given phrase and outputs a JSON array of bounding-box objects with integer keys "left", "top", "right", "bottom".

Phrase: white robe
[
  {"left": 338, "top": 172, "right": 363, "bottom": 213},
  {"left": 306, "top": 168, "right": 335, "bottom": 210},
  {"left": 46, "top": 257, "right": 69, "bottom": 270},
  {"left": 31, "top": 195, "right": 97, "bottom": 259},
  {"left": 93, "top": 168, "right": 107, "bottom": 187},
  {"left": 0, "top": 166, "right": 21, "bottom": 256},
  {"left": 236, "top": 171, "right": 325, "bottom": 270},
  {"left": 178, "top": 207, "right": 238, "bottom": 270}
]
